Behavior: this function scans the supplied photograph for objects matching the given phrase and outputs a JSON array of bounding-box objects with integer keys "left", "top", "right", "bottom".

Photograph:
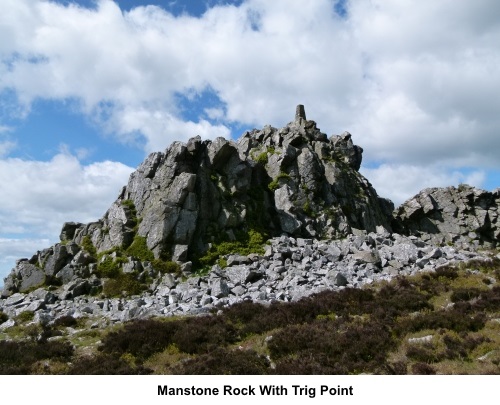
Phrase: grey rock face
[
  {"left": 33, "top": 105, "right": 391, "bottom": 271},
  {"left": 17, "top": 262, "right": 46, "bottom": 293},
  {"left": 394, "top": 185, "right": 500, "bottom": 248}
]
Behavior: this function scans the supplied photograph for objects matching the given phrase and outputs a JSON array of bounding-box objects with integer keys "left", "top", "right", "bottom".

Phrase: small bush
[
  {"left": 396, "top": 310, "right": 486, "bottom": 335},
  {"left": 268, "top": 172, "right": 291, "bottom": 191},
  {"left": 96, "top": 257, "right": 122, "bottom": 278},
  {"left": 121, "top": 199, "right": 136, "bottom": 212},
  {"left": 302, "top": 200, "right": 316, "bottom": 217},
  {"left": 268, "top": 319, "right": 393, "bottom": 374},
  {"left": 468, "top": 286, "right": 500, "bottom": 311},
  {"left": 152, "top": 259, "right": 181, "bottom": 275},
  {"left": 52, "top": 315, "right": 78, "bottom": 328},
  {"left": 198, "top": 229, "right": 265, "bottom": 267},
  {"left": 411, "top": 362, "right": 436, "bottom": 375},
  {"left": 406, "top": 343, "right": 445, "bottom": 363},
  {"left": 100, "top": 316, "right": 238, "bottom": 360},
  {"left": 16, "top": 311, "right": 35, "bottom": 323},
  {"left": 121, "top": 199, "right": 138, "bottom": 231},
  {"left": 173, "top": 348, "right": 271, "bottom": 375},
  {"left": 0, "top": 340, "right": 74, "bottom": 374},
  {"left": 0, "top": 311, "right": 8, "bottom": 324},
  {"left": 100, "top": 319, "right": 178, "bottom": 361},
  {"left": 68, "top": 353, "right": 151, "bottom": 375},
  {"left": 450, "top": 287, "right": 483, "bottom": 303},
  {"left": 102, "top": 273, "right": 146, "bottom": 297},
  {"left": 126, "top": 235, "right": 154, "bottom": 262},
  {"left": 81, "top": 235, "right": 97, "bottom": 256},
  {"left": 255, "top": 152, "right": 268, "bottom": 165},
  {"left": 432, "top": 266, "right": 459, "bottom": 280},
  {"left": 273, "top": 355, "right": 336, "bottom": 375},
  {"left": 171, "top": 317, "right": 238, "bottom": 355}
]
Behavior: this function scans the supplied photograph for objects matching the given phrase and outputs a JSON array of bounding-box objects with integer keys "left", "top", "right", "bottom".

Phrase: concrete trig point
[{"left": 295, "top": 104, "right": 306, "bottom": 121}]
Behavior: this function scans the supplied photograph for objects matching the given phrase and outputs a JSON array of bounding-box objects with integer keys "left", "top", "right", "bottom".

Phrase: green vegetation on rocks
[
  {"left": 126, "top": 235, "right": 154, "bottom": 262},
  {"left": 96, "top": 257, "right": 123, "bottom": 279},
  {"left": 198, "top": 229, "right": 265, "bottom": 268},
  {"left": 121, "top": 199, "right": 139, "bottom": 232},
  {"left": 268, "top": 172, "right": 291, "bottom": 191},
  {"left": 102, "top": 273, "right": 146, "bottom": 297},
  {"left": 15, "top": 311, "right": 35, "bottom": 323},
  {"left": 81, "top": 235, "right": 96, "bottom": 256}
]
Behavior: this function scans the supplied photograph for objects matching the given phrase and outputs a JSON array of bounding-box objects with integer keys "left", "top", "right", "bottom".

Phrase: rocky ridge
[{"left": 1, "top": 105, "right": 499, "bottom": 328}]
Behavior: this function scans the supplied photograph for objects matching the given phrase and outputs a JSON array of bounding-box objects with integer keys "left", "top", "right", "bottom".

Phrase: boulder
[
  {"left": 17, "top": 262, "right": 46, "bottom": 293},
  {"left": 395, "top": 185, "right": 499, "bottom": 247}
]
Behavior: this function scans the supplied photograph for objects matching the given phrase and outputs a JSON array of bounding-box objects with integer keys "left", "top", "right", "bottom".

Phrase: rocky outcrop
[
  {"left": 1, "top": 105, "right": 499, "bottom": 326},
  {"left": 1, "top": 106, "right": 393, "bottom": 299},
  {"left": 394, "top": 185, "right": 500, "bottom": 249}
]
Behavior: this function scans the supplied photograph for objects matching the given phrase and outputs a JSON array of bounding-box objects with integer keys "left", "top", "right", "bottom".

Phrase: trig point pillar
[{"left": 295, "top": 104, "right": 306, "bottom": 121}]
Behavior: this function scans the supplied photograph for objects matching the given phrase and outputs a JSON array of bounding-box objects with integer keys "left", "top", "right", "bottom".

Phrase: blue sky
[{"left": 1, "top": 0, "right": 500, "bottom": 284}]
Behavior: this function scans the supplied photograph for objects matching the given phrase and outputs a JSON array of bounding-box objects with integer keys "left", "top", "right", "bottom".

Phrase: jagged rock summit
[
  {"left": 66, "top": 107, "right": 392, "bottom": 254},
  {"left": 1, "top": 106, "right": 499, "bottom": 311}
]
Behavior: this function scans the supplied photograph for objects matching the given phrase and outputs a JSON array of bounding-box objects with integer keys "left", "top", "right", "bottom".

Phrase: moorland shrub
[
  {"left": 468, "top": 286, "right": 500, "bottom": 311},
  {"left": 0, "top": 340, "right": 73, "bottom": 375},
  {"left": 173, "top": 347, "right": 270, "bottom": 375},
  {"left": 68, "top": 353, "right": 151, "bottom": 375},
  {"left": 52, "top": 315, "right": 78, "bottom": 328},
  {"left": 170, "top": 316, "right": 239, "bottom": 355},
  {"left": 411, "top": 362, "right": 436, "bottom": 375},
  {"left": 102, "top": 273, "right": 146, "bottom": 297},
  {"left": 450, "top": 287, "right": 483, "bottom": 303},
  {"left": 100, "top": 316, "right": 238, "bottom": 361},
  {"left": 100, "top": 319, "right": 179, "bottom": 361},
  {"left": 396, "top": 310, "right": 486, "bottom": 335},
  {"left": 268, "top": 318, "right": 393, "bottom": 374}
]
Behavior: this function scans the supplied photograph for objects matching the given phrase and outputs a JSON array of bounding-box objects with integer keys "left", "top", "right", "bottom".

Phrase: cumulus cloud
[
  {"left": 0, "top": 152, "right": 134, "bottom": 237},
  {"left": 361, "top": 164, "right": 486, "bottom": 206},
  {"left": 1, "top": 0, "right": 498, "bottom": 174},
  {"left": 104, "top": 105, "right": 231, "bottom": 153},
  {"left": 0, "top": 0, "right": 362, "bottom": 144}
]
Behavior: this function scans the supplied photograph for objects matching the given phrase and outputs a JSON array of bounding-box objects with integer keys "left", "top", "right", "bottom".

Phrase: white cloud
[
  {"left": 361, "top": 164, "right": 486, "bottom": 206},
  {"left": 0, "top": 0, "right": 363, "bottom": 145},
  {"left": 346, "top": 0, "right": 500, "bottom": 168},
  {"left": 103, "top": 105, "right": 231, "bottom": 153},
  {"left": 0, "top": 0, "right": 497, "bottom": 170},
  {"left": 0, "top": 152, "right": 134, "bottom": 236}
]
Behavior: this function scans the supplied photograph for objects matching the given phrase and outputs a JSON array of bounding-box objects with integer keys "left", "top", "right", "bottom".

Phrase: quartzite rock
[
  {"left": 2, "top": 106, "right": 499, "bottom": 310},
  {"left": 394, "top": 185, "right": 500, "bottom": 248}
]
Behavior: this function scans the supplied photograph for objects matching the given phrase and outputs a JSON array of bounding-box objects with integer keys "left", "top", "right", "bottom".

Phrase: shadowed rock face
[{"left": 393, "top": 185, "right": 500, "bottom": 249}]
